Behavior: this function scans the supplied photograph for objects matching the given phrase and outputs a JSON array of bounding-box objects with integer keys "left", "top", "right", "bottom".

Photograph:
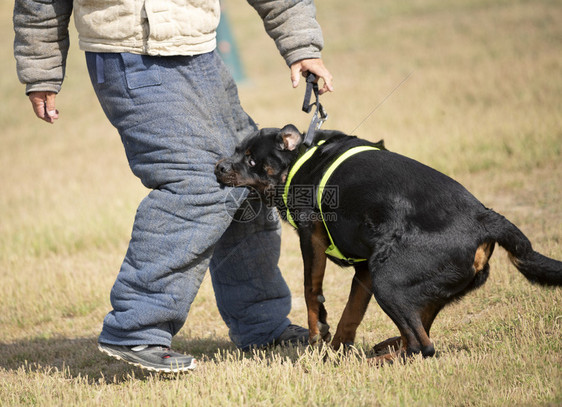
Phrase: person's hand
[
  {"left": 290, "top": 59, "right": 334, "bottom": 95},
  {"left": 28, "top": 91, "right": 59, "bottom": 124}
]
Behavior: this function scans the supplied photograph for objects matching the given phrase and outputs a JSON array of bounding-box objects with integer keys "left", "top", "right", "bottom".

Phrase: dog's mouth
[
  {"left": 216, "top": 176, "right": 237, "bottom": 187},
  {"left": 215, "top": 159, "right": 286, "bottom": 196},
  {"left": 215, "top": 159, "right": 255, "bottom": 188},
  {"left": 216, "top": 173, "right": 270, "bottom": 192},
  {"left": 215, "top": 171, "right": 240, "bottom": 187}
]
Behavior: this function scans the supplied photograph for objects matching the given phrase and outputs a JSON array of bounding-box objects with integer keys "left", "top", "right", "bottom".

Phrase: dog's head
[{"left": 215, "top": 124, "right": 303, "bottom": 194}]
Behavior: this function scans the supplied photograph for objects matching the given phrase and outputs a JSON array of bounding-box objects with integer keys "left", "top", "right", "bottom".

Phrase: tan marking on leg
[
  {"left": 369, "top": 335, "right": 407, "bottom": 365},
  {"left": 332, "top": 263, "right": 372, "bottom": 350},
  {"left": 372, "top": 336, "right": 402, "bottom": 356},
  {"left": 368, "top": 352, "right": 399, "bottom": 366},
  {"left": 303, "top": 221, "right": 330, "bottom": 345},
  {"left": 473, "top": 241, "right": 494, "bottom": 274}
]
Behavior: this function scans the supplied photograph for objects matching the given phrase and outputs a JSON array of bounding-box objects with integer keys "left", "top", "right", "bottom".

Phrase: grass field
[{"left": 1, "top": 0, "right": 561, "bottom": 405}]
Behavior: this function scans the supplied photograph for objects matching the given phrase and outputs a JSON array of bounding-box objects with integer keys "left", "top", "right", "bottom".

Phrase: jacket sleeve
[
  {"left": 13, "top": 0, "right": 73, "bottom": 95},
  {"left": 247, "top": 0, "right": 324, "bottom": 66}
]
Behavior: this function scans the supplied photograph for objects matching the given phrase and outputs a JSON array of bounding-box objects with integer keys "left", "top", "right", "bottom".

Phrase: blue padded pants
[{"left": 86, "top": 51, "right": 292, "bottom": 350}]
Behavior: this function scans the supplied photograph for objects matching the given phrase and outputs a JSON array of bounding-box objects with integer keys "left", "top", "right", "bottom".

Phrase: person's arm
[
  {"left": 13, "top": 0, "right": 73, "bottom": 123},
  {"left": 247, "top": 0, "right": 333, "bottom": 94}
]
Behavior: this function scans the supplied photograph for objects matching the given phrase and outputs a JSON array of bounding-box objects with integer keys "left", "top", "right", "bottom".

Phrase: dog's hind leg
[
  {"left": 369, "top": 239, "right": 497, "bottom": 363},
  {"left": 371, "top": 302, "right": 440, "bottom": 356},
  {"left": 299, "top": 221, "right": 332, "bottom": 345},
  {"left": 332, "top": 262, "right": 373, "bottom": 350},
  {"left": 368, "top": 255, "right": 439, "bottom": 362}
]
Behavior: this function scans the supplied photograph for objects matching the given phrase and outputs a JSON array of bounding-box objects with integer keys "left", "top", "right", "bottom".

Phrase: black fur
[{"left": 216, "top": 124, "right": 562, "bottom": 359}]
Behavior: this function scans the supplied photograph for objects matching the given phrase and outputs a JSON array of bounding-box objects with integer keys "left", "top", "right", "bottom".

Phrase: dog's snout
[{"left": 215, "top": 159, "right": 231, "bottom": 174}]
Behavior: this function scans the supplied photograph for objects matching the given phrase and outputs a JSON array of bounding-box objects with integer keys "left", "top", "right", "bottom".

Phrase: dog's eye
[{"left": 248, "top": 157, "right": 256, "bottom": 167}]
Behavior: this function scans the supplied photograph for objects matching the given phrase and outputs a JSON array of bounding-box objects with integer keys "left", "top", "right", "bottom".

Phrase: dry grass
[{"left": 1, "top": 0, "right": 561, "bottom": 405}]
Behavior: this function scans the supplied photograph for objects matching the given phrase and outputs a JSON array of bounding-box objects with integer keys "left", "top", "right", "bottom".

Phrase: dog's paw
[
  {"left": 371, "top": 336, "right": 402, "bottom": 356},
  {"left": 318, "top": 321, "right": 331, "bottom": 342},
  {"left": 309, "top": 321, "right": 332, "bottom": 345}
]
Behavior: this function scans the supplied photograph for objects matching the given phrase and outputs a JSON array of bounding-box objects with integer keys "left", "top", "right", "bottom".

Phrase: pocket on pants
[{"left": 120, "top": 53, "right": 162, "bottom": 89}]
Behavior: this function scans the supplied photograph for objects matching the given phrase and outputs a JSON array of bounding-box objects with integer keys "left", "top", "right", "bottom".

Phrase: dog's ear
[{"left": 276, "top": 124, "right": 302, "bottom": 151}]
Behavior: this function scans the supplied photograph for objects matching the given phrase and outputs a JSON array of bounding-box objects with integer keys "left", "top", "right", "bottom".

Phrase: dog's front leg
[
  {"left": 332, "top": 262, "right": 373, "bottom": 350},
  {"left": 299, "top": 221, "right": 331, "bottom": 345}
]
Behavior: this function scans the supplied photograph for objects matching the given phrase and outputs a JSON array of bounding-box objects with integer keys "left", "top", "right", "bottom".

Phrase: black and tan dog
[{"left": 215, "top": 124, "right": 562, "bottom": 363}]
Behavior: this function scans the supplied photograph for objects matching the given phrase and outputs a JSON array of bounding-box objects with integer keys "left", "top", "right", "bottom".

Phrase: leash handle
[
  {"left": 302, "top": 73, "right": 328, "bottom": 147},
  {"left": 302, "top": 73, "right": 318, "bottom": 113}
]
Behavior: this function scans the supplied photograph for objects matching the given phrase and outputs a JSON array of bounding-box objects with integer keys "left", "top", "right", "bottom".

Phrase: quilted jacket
[{"left": 14, "top": 0, "right": 324, "bottom": 94}]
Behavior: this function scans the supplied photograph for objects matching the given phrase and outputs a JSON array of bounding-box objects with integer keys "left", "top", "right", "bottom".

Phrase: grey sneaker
[
  {"left": 272, "top": 324, "right": 309, "bottom": 346},
  {"left": 98, "top": 343, "right": 196, "bottom": 373}
]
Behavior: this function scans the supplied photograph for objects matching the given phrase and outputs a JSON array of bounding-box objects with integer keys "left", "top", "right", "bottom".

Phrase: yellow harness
[{"left": 282, "top": 142, "right": 380, "bottom": 264}]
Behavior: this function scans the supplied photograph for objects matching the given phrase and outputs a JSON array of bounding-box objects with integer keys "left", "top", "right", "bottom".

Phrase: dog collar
[{"left": 282, "top": 142, "right": 380, "bottom": 264}]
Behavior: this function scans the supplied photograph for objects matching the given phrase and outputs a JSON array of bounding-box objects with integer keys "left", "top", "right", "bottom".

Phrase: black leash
[{"left": 301, "top": 73, "right": 328, "bottom": 147}]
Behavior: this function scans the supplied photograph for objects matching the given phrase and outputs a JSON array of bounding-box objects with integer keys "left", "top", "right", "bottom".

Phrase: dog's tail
[{"left": 486, "top": 210, "right": 562, "bottom": 286}]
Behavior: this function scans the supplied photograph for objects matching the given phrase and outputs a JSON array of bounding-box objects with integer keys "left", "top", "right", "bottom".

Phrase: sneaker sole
[{"left": 98, "top": 344, "right": 196, "bottom": 373}]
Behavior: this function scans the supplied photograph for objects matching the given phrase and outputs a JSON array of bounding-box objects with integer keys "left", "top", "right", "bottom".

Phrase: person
[{"left": 14, "top": 0, "right": 333, "bottom": 372}]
